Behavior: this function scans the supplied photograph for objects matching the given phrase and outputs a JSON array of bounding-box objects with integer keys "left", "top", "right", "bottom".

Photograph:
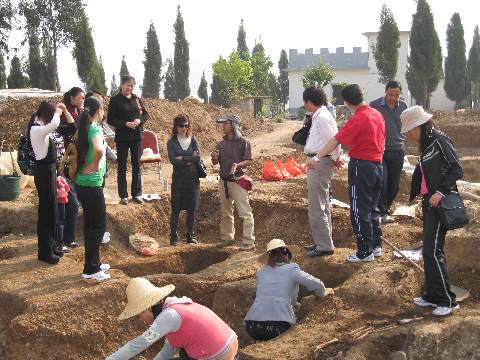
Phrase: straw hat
[
  {"left": 118, "top": 277, "right": 175, "bottom": 320},
  {"left": 258, "top": 238, "right": 292, "bottom": 263},
  {"left": 400, "top": 106, "right": 433, "bottom": 133}
]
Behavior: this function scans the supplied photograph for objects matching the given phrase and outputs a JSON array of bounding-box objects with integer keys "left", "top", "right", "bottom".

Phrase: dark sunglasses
[{"left": 178, "top": 123, "right": 189, "bottom": 128}]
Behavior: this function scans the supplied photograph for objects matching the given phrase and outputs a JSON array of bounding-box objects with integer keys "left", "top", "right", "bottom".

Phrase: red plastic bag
[
  {"left": 285, "top": 158, "right": 303, "bottom": 177},
  {"left": 277, "top": 160, "right": 291, "bottom": 179},
  {"left": 262, "top": 160, "right": 283, "bottom": 181}
]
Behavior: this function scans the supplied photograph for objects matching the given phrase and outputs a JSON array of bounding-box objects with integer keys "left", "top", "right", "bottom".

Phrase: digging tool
[
  {"left": 8, "top": 147, "right": 18, "bottom": 176},
  {"left": 383, "top": 238, "right": 470, "bottom": 302}
]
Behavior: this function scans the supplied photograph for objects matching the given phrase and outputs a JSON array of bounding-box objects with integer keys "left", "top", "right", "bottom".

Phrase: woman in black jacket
[
  {"left": 107, "top": 76, "right": 149, "bottom": 205},
  {"left": 400, "top": 106, "right": 463, "bottom": 317},
  {"left": 167, "top": 114, "right": 201, "bottom": 246}
]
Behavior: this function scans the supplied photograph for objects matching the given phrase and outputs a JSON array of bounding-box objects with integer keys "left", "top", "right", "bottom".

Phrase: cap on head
[{"left": 217, "top": 114, "right": 241, "bottom": 125}]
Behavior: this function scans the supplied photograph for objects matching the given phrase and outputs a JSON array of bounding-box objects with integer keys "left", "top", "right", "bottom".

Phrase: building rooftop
[{"left": 288, "top": 47, "right": 369, "bottom": 71}]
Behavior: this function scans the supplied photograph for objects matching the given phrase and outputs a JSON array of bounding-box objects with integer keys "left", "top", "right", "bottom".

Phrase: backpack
[
  {"left": 60, "top": 135, "right": 78, "bottom": 181},
  {"left": 17, "top": 134, "right": 36, "bottom": 175}
]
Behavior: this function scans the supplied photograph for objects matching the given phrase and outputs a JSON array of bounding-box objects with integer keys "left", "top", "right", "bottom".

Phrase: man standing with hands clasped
[
  {"left": 211, "top": 115, "right": 255, "bottom": 251},
  {"left": 308, "top": 84, "right": 385, "bottom": 263}
]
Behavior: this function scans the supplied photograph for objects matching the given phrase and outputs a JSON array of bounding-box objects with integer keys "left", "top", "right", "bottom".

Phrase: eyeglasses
[{"left": 178, "top": 124, "right": 189, "bottom": 128}]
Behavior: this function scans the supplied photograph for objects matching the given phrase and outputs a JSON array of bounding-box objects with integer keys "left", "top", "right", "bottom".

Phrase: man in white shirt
[{"left": 302, "top": 87, "right": 342, "bottom": 257}]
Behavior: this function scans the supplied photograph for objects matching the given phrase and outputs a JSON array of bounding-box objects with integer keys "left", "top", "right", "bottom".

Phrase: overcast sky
[{"left": 8, "top": 0, "right": 480, "bottom": 95}]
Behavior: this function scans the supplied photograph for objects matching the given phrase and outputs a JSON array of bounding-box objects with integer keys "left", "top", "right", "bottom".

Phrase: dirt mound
[{"left": 0, "top": 96, "right": 272, "bottom": 153}]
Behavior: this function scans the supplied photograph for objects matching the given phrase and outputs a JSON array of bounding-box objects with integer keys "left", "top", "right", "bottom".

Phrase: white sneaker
[
  {"left": 101, "top": 232, "right": 111, "bottom": 245},
  {"left": 100, "top": 263, "right": 110, "bottom": 272},
  {"left": 381, "top": 215, "right": 395, "bottom": 223},
  {"left": 432, "top": 304, "right": 459, "bottom": 316},
  {"left": 347, "top": 253, "right": 375, "bottom": 263},
  {"left": 413, "top": 297, "right": 437, "bottom": 308},
  {"left": 81, "top": 270, "right": 111, "bottom": 281},
  {"left": 373, "top": 247, "right": 382, "bottom": 257}
]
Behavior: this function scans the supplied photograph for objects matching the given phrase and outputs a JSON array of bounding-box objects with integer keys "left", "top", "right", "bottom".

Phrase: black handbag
[
  {"left": 438, "top": 192, "right": 469, "bottom": 230},
  {"left": 292, "top": 116, "right": 312, "bottom": 145},
  {"left": 196, "top": 159, "right": 207, "bottom": 178}
]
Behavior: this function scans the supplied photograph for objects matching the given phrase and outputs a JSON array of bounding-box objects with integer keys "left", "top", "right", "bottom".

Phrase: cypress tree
[
  {"left": 237, "top": 19, "right": 249, "bottom": 61},
  {"left": 197, "top": 71, "right": 208, "bottom": 103},
  {"left": 0, "top": 0, "right": 13, "bottom": 53},
  {"left": 119, "top": 55, "right": 129, "bottom": 80},
  {"left": 0, "top": 51, "right": 7, "bottom": 89},
  {"left": 27, "top": 30, "right": 44, "bottom": 88},
  {"left": 73, "top": 14, "right": 98, "bottom": 88},
  {"left": 110, "top": 73, "right": 119, "bottom": 96},
  {"left": 7, "top": 55, "right": 27, "bottom": 88},
  {"left": 278, "top": 49, "right": 289, "bottom": 110},
  {"left": 173, "top": 5, "right": 190, "bottom": 100},
  {"left": 444, "top": 13, "right": 469, "bottom": 106},
  {"left": 164, "top": 58, "right": 176, "bottom": 101},
  {"left": 142, "top": 22, "right": 162, "bottom": 99},
  {"left": 90, "top": 56, "right": 107, "bottom": 94},
  {"left": 373, "top": 4, "right": 401, "bottom": 84},
  {"left": 210, "top": 75, "right": 228, "bottom": 107},
  {"left": 405, "top": 0, "right": 443, "bottom": 108},
  {"left": 251, "top": 42, "right": 273, "bottom": 96},
  {"left": 468, "top": 26, "right": 480, "bottom": 108},
  {"left": 41, "top": 40, "right": 57, "bottom": 90}
]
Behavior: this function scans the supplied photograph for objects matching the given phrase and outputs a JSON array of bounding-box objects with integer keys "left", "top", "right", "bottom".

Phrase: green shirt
[{"left": 75, "top": 123, "right": 106, "bottom": 187}]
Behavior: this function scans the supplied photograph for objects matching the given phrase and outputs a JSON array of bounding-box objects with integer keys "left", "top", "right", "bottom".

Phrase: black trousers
[
  {"left": 170, "top": 207, "right": 196, "bottom": 237},
  {"left": 245, "top": 320, "right": 291, "bottom": 341},
  {"left": 116, "top": 140, "right": 142, "bottom": 198},
  {"left": 348, "top": 159, "right": 383, "bottom": 258},
  {"left": 34, "top": 162, "right": 57, "bottom": 259},
  {"left": 76, "top": 185, "right": 106, "bottom": 275},
  {"left": 421, "top": 198, "right": 457, "bottom": 307},
  {"left": 379, "top": 149, "right": 404, "bottom": 216},
  {"left": 56, "top": 179, "right": 79, "bottom": 246}
]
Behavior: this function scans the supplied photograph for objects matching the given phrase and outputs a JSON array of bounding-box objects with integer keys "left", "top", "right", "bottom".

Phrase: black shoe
[
  {"left": 307, "top": 248, "right": 334, "bottom": 257},
  {"left": 38, "top": 255, "right": 60, "bottom": 264},
  {"left": 304, "top": 244, "right": 316, "bottom": 251},
  {"left": 132, "top": 196, "right": 144, "bottom": 204},
  {"left": 60, "top": 245, "right": 70, "bottom": 253},
  {"left": 170, "top": 232, "right": 178, "bottom": 246},
  {"left": 53, "top": 247, "right": 65, "bottom": 257},
  {"left": 66, "top": 242, "right": 79, "bottom": 248},
  {"left": 186, "top": 233, "right": 198, "bottom": 244}
]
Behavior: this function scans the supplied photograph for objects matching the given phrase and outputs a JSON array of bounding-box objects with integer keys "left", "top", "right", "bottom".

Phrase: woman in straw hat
[
  {"left": 400, "top": 106, "right": 463, "bottom": 316},
  {"left": 243, "top": 239, "right": 332, "bottom": 341},
  {"left": 107, "top": 277, "right": 238, "bottom": 360}
]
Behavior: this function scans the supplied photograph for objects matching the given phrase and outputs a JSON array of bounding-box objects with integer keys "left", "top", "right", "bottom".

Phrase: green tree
[
  {"left": 405, "top": 0, "right": 443, "bottom": 108},
  {"left": 164, "top": 58, "right": 176, "bottom": 101},
  {"left": 468, "top": 26, "right": 480, "bottom": 108},
  {"left": 173, "top": 5, "right": 190, "bottom": 100},
  {"left": 90, "top": 56, "right": 107, "bottom": 93},
  {"left": 210, "top": 75, "right": 228, "bottom": 107},
  {"left": 27, "top": 30, "right": 44, "bottom": 88},
  {"left": 72, "top": 13, "right": 98, "bottom": 89},
  {"left": 20, "top": 0, "right": 85, "bottom": 91},
  {"left": 250, "top": 42, "right": 272, "bottom": 95},
  {"left": 41, "top": 39, "right": 56, "bottom": 90},
  {"left": 7, "top": 55, "right": 27, "bottom": 88},
  {"left": 302, "top": 62, "right": 335, "bottom": 89},
  {"left": 110, "top": 73, "right": 119, "bottom": 96},
  {"left": 197, "top": 71, "right": 208, "bottom": 103},
  {"left": 373, "top": 4, "right": 401, "bottom": 84},
  {"left": 0, "top": 0, "right": 14, "bottom": 53},
  {"left": 119, "top": 55, "right": 129, "bottom": 80},
  {"left": 0, "top": 51, "right": 6, "bottom": 88},
  {"left": 444, "top": 13, "right": 469, "bottom": 107},
  {"left": 278, "top": 49, "right": 289, "bottom": 110},
  {"left": 142, "top": 22, "right": 162, "bottom": 99},
  {"left": 237, "top": 19, "right": 249, "bottom": 61}
]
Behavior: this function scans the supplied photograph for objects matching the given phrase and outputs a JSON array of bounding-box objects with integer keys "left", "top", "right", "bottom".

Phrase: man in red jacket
[{"left": 307, "top": 84, "right": 385, "bottom": 262}]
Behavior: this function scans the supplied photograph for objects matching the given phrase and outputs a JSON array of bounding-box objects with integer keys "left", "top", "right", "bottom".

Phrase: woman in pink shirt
[{"left": 107, "top": 278, "right": 238, "bottom": 360}]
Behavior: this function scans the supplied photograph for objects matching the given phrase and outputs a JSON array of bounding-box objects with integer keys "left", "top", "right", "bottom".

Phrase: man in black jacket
[{"left": 107, "top": 76, "right": 149, "bottom": 205}]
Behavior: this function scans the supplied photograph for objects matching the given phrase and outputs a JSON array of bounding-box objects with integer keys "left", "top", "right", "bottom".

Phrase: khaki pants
[
  {"left": 307, "top": 157, "right": 334, "bottom": 251},
  {"left": 219, "top": 180, "right": 255, "bottom": 245}
]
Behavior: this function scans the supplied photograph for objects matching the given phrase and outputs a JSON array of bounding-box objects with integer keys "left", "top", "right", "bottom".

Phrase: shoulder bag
[{"left": 438, "top": 192, "right": 469, "bottom": 230}]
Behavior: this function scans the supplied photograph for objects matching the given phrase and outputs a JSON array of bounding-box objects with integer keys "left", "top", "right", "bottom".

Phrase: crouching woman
[
  {"left": 106, "top": 277, "right": 238, "bottom": 360},
  {"left": 244, "top": 239, "right": 331, "bottom": 341}
]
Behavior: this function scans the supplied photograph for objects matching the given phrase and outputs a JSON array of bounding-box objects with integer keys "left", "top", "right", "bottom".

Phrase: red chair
[{"left": 140, "top": 130, "right": 163, "bottom": 182}]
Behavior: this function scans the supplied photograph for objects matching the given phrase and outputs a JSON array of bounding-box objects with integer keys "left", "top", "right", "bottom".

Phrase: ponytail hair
[
  {"left": 63, "top": 87, "right": 84, "bottom": 106},
  {"left": 76, "top": 97, "right": 103, "bottom": 173},
  {"left": 28, "top": 100, "right": 56, "bottom": 136}
]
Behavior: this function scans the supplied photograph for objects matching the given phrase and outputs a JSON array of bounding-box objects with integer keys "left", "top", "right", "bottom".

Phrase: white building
[{"left": 288, "top": 31, "right": 454, "bottom": 116}]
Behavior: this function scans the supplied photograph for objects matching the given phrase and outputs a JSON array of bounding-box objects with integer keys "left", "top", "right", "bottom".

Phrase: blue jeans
[{"left": 348, "top": 159, "right": 383, "bottom": 258}]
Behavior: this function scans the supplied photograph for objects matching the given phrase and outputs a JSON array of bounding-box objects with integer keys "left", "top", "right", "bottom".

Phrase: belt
[
  {"left": 220, "top": 175, "right": 236, "bottom": 199},
  {"left": 306, "top": 153, "right": 330, "bottom": 158}
]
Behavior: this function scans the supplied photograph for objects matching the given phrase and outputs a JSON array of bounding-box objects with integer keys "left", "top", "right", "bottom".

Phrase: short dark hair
[
  {"left": 341, "top": 84, "right": 364, "bottom": 106},
  {"left": 303, "top": 87, "right": 327, "bottom": 107},
  {"left": 267, "top": 247, "right": 292, "bottom": 268},
  {"left": 121, "top": 75, "right": 136, "bottom": 86},
  {"left": 385, "top": 80, "right": 402, "bottom": 92},
  {"left": 172, "top": 113, "right": 192, "bottom": 137}
]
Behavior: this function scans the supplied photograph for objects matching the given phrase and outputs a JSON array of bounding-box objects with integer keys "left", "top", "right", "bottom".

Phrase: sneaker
[
  {"left": 100, "top": 263, "right": 110, "bottom": 272},
  {"left": 61, "top": 245, "right": 70, "bottom": 253},
  {"left": 82, "top": 271, "right": 111, "bottom": 281},
  {"left": 132, "top": 196, "right": 144, "bottom": 204},
  {"left": 239, "top": 243, "right": 256, "bottom": 251},
  {"left": 432, "top": 304, "right": 459, "bottom": 316},
  {"left": 413, "top": 297, "right": 438, "bottom": 308},
  {"left": 346, "top": 253, "right": 375, "bottom": 263},
  {"left": 381, "top": 215, "right": 395, "bottom": 224},
  {"left": 304, "top": 244, "right": 317, "bottom": 251},
  {"left": 215, "top": 239, "right": 235, "bottom": 248},
  {"left": 307, "top": 248, "right": 334, "bottom": 257},
  {"left": 66, "top": 242, "right": 79, "bottom": 248},
  {"left": 373, "top": 247, "right": 382, "bottom": 257},
  {"left": 101, "top": 232, "right": 111, "bottom": 245},
  {"left": 38, "top": 255, "right": 60, "bottom": 264},
  {"left": 119, "top": 198, "right": 128, "bottom": 205}
]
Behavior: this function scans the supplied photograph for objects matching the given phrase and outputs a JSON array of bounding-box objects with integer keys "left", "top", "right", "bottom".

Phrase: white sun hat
[
  {"left": 118, "top": 277, "right": 175, "bottom": 320},
  {"left": 258, "top": 238, "right": 292, "bottom": 263},
  {"left": 400, "top": 105, "right": 433, "bottom": 133}
]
